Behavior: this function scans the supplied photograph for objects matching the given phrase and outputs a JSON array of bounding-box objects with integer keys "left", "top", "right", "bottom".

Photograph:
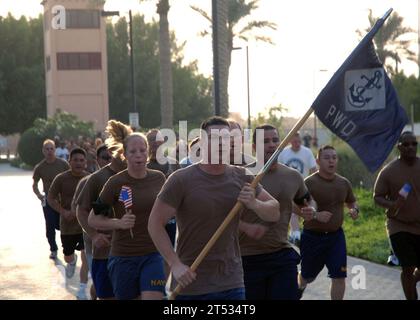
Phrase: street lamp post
[
  {"left": 246, "top": 46, "right": 251, "bottom": 129},
  {"left": 128, "top": 10, "right": 136, "bottom": 115},
  {"left": 313, "top": 69, "right": 328, "bottom": 147},
  {"left": 102, "top": 9, "right": 138, "bottom": 128},
  {"left": 212, "top": 0, "right": 221, "bottom": 116}
]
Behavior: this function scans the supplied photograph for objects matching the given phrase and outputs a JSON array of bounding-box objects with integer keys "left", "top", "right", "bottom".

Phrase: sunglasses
[
  {"left": 99, "top": 155, "right": 112, "bottom": 161},
  {"left": 400, "top": 142, "right": 418, "bottom": 147}
]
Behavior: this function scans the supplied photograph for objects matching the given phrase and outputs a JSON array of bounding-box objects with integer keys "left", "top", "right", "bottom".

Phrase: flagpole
[
  {"left": 169, "top": 107, "right": 314, "bottom": 300},
  {"left": 169, "top": 8, "right": 394, "bottom": 300},
  {"left": 381, "top": 8, "right": 393, "bottom": 20}
]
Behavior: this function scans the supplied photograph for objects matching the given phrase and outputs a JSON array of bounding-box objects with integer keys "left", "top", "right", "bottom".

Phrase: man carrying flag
[{"left": 148, "top": 116, "right": 280, "bottom": 300}]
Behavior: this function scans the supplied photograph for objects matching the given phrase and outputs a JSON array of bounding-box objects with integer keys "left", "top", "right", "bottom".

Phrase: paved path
[
  {"left": 0, "top": 164, "right": 416, "bottom": 300},
  {"left": 0, "top": 164, "right": 90, "bottom": 300},
  {"left": 301, "top": 255, "right": 408, "bottom": 300}
]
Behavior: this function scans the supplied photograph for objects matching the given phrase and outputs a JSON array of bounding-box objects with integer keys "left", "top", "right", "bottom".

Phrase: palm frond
[
  {"left": 238, "top": 20, "right": 277, "bottom": 35},
  {"left": 190, "top": 5, "right": 212, "bottom": 23}
]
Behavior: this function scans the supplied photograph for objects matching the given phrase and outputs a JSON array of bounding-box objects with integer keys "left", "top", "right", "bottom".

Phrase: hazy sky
[{"left": 1, "top": 0, "right": 419, "bottom": 120}]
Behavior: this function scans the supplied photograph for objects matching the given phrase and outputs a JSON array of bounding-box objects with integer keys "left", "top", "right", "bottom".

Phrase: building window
[
  {"left": 65, "top": 10, "right": 100, "bottom": 29},
  {"left": 57, "top": 53, "right": 102, "bottom": 70}
]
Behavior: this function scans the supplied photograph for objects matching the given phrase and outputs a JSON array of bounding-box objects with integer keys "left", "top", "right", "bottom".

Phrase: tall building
[{"left": 42, "top": 0, "right": 109, "bottom": 131}]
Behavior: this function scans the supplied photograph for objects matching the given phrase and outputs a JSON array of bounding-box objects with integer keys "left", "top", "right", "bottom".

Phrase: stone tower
[{"left": 42, "top": 0, "right": 109, "bottom": 131}]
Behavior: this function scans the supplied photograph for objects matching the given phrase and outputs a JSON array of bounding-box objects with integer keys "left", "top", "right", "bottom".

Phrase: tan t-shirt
[
  {"left": 240, "top": 164, "right": 308, "bottom": 256},
  {"left": 99, "top": 169, "right": 165, "bottom": 257},
  {"left": 304, "top": 172, "right": 356, "bottom": 233},
  {"left": 374, "top": 158, "right": 420, "bottom": 236},
  {"left": 49, "top": 170, "right": 89, "bottom": 235},
  {"left": 157, "top": 164, "right": 262, "bottom": 295},
  {"left": 72, "top": 175, "right": 90, "bottom": 212},
  {"left": 77, "top": 165, "right": 119, "bottom": 259},
  {"left": 33, "top": 158, "right": 69, "bottom": 194},
  {"left": 72, "top": 175, "right": 91, "bottom": 254}
]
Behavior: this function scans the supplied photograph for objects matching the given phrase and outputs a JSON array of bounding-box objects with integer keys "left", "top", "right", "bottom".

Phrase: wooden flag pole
[{"left": 169, "top": 107, "right": 315, "bottom": 300}]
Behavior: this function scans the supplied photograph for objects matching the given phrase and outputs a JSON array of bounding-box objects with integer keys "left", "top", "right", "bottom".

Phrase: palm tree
[
  {"left": 156, "top": 0, "right": 174, "bottom": 129},
  {"left": 214, "top": 0, "right": 229, "bottom": 117},
  {"left": 138, "top": 0, "right": 174, "bottom": 128},
  {"left": 358, "top": 10, "right": 416, "bottom": 74},
  {"left": 191, "top": 0, "right": 277, "bottom": 117}
]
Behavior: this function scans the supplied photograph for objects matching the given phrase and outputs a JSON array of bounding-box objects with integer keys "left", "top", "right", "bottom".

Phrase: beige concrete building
[{"left": 42, "top": 0, "right": 109, "bottom": 131}]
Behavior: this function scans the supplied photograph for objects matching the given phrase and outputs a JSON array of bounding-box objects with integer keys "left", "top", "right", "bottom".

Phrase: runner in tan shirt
[
  {"left": 71, "top": 143, "right": 112, "bottom": 300},
  {"left": 298, "top": 145, "right": 359, "bottom": 300},
  {"left": 48, "top": 147, "right": 89, "bottom": 299},
  {"left": 148, "top": 116, "right": 280, "bottom": 300},
  {"left": 32, "top": 139, "right": 69, "bottom": 259},
  {"left": 239, "top": 124, "right": 316, "bottom": 300},
  {"left": 88, "top": 132, "right": 166, "bottom": 300},
  {"left": 76, "top": 120, "right": 130, "bottom": 300},
  {"left": 374, "top": 131, "right": 420, "bottom": 300}
]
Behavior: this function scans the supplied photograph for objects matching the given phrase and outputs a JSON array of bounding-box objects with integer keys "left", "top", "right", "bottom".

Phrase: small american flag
[{"left": 119, "top": 186, "right": 133, "bottom": 209}]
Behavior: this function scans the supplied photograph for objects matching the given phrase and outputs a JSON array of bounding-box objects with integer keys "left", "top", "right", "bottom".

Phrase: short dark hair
[
  {"left": 253, "top": 124, "right": 279, "bottom": 144},
  {"left": 227, "top": 119, "right": 242, "bottom": 132},
  {"left": 317, "top": 145, "right": 336, "bottom": 158},
  {"left": 398, "top": 131, "right": 415, "bottom": 143},
  {"left": 96, "top": 144, "right": 108, "bottom": 157},
  {"left": 200, "top": 116, "right": 230, "bottom": 132},
  {"left": 146, "top": 129, "right": 161, "bottom": 142},
  {"left": 70, "top": 147, "right": 86, "bottom": 160}
]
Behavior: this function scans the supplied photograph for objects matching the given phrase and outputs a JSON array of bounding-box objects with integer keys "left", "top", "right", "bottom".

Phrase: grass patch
[{"left": 343, "top": 188, "right": 389, "bottom": 265}]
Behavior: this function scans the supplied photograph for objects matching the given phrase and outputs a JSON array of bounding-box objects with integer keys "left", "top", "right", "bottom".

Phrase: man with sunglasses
[{"left": 374, "top": 131, "right": 420, "bottom": 300}]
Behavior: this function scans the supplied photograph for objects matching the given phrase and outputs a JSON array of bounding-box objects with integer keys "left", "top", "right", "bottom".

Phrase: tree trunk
[
  {"left": 157, "top": 0, "right": 174, "bottom": 128},
  {"left": 214, "top": 0, "right": 229, "bottom": 118}
]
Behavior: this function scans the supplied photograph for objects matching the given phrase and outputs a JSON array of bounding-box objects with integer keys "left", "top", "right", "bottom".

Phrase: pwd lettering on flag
[
  {"left": 119, "top": 186, "right": 133, "bottom": 209},
  {"left": 325, "top": 105, "right": 357, "bottom": 139}
]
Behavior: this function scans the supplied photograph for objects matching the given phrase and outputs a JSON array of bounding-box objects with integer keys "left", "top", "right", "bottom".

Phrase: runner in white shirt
[{"left": 55, "top": 141, "right": 70, "bottom": 161}]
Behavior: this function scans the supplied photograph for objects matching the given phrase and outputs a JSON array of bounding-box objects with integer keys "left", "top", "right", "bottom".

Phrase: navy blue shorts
[
  {"left": 300, "top": 228, "right": 347, "bottom": 280},
  {"left": 242, "top": 247, "right": 301, "bottom": 300},
  {"left": 91, "top": 259, "right": 114, "bottom": 299},
  {"left": 176, "top": 287, "right": 245, "bottom": 300},
  {"left": 390, "top": 232, "right": 420, "bottom": 268},
  {"left": 61, "top": 233, "right": 84, "bottom": 256},
  {"left": 107, "top": 253, "right": 166, "bottom": 300}
]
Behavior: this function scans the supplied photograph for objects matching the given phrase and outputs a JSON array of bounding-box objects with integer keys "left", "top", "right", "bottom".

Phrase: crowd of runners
[{"left": 31, "top": 116, "right": 420, "bottom": 300}]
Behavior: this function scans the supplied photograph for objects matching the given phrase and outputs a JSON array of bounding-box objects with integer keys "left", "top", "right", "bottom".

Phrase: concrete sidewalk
[
  {"left": 301, "top": 255, "right": 408, "bottom": 300},
  {"left": 0, "top": 164, "right": 90, "bottom": 300}
]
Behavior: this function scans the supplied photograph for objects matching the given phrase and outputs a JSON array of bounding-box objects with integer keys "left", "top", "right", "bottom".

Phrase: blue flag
[{"left": 311, "top": 9, "right": 408, "bottom": 172}]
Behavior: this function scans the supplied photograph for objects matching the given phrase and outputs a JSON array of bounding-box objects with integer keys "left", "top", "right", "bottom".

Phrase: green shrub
[
  {"left": 17, "top": 127, "right": 45, "bottom": 167},
  {"left": 344, "top": 188, "right": 389, "bottom": 265},
  {"left": 335, "top": 141, "right": 398, "bottom": 189},
  {"left": 336, "top": 144, "right": 377, "bottom": 189},
  {"left": 17, "top": 110, "right": 95, "bottom": 167},
  {"left": 10, "top": 157, "right": 33, "bottom": 170}
]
